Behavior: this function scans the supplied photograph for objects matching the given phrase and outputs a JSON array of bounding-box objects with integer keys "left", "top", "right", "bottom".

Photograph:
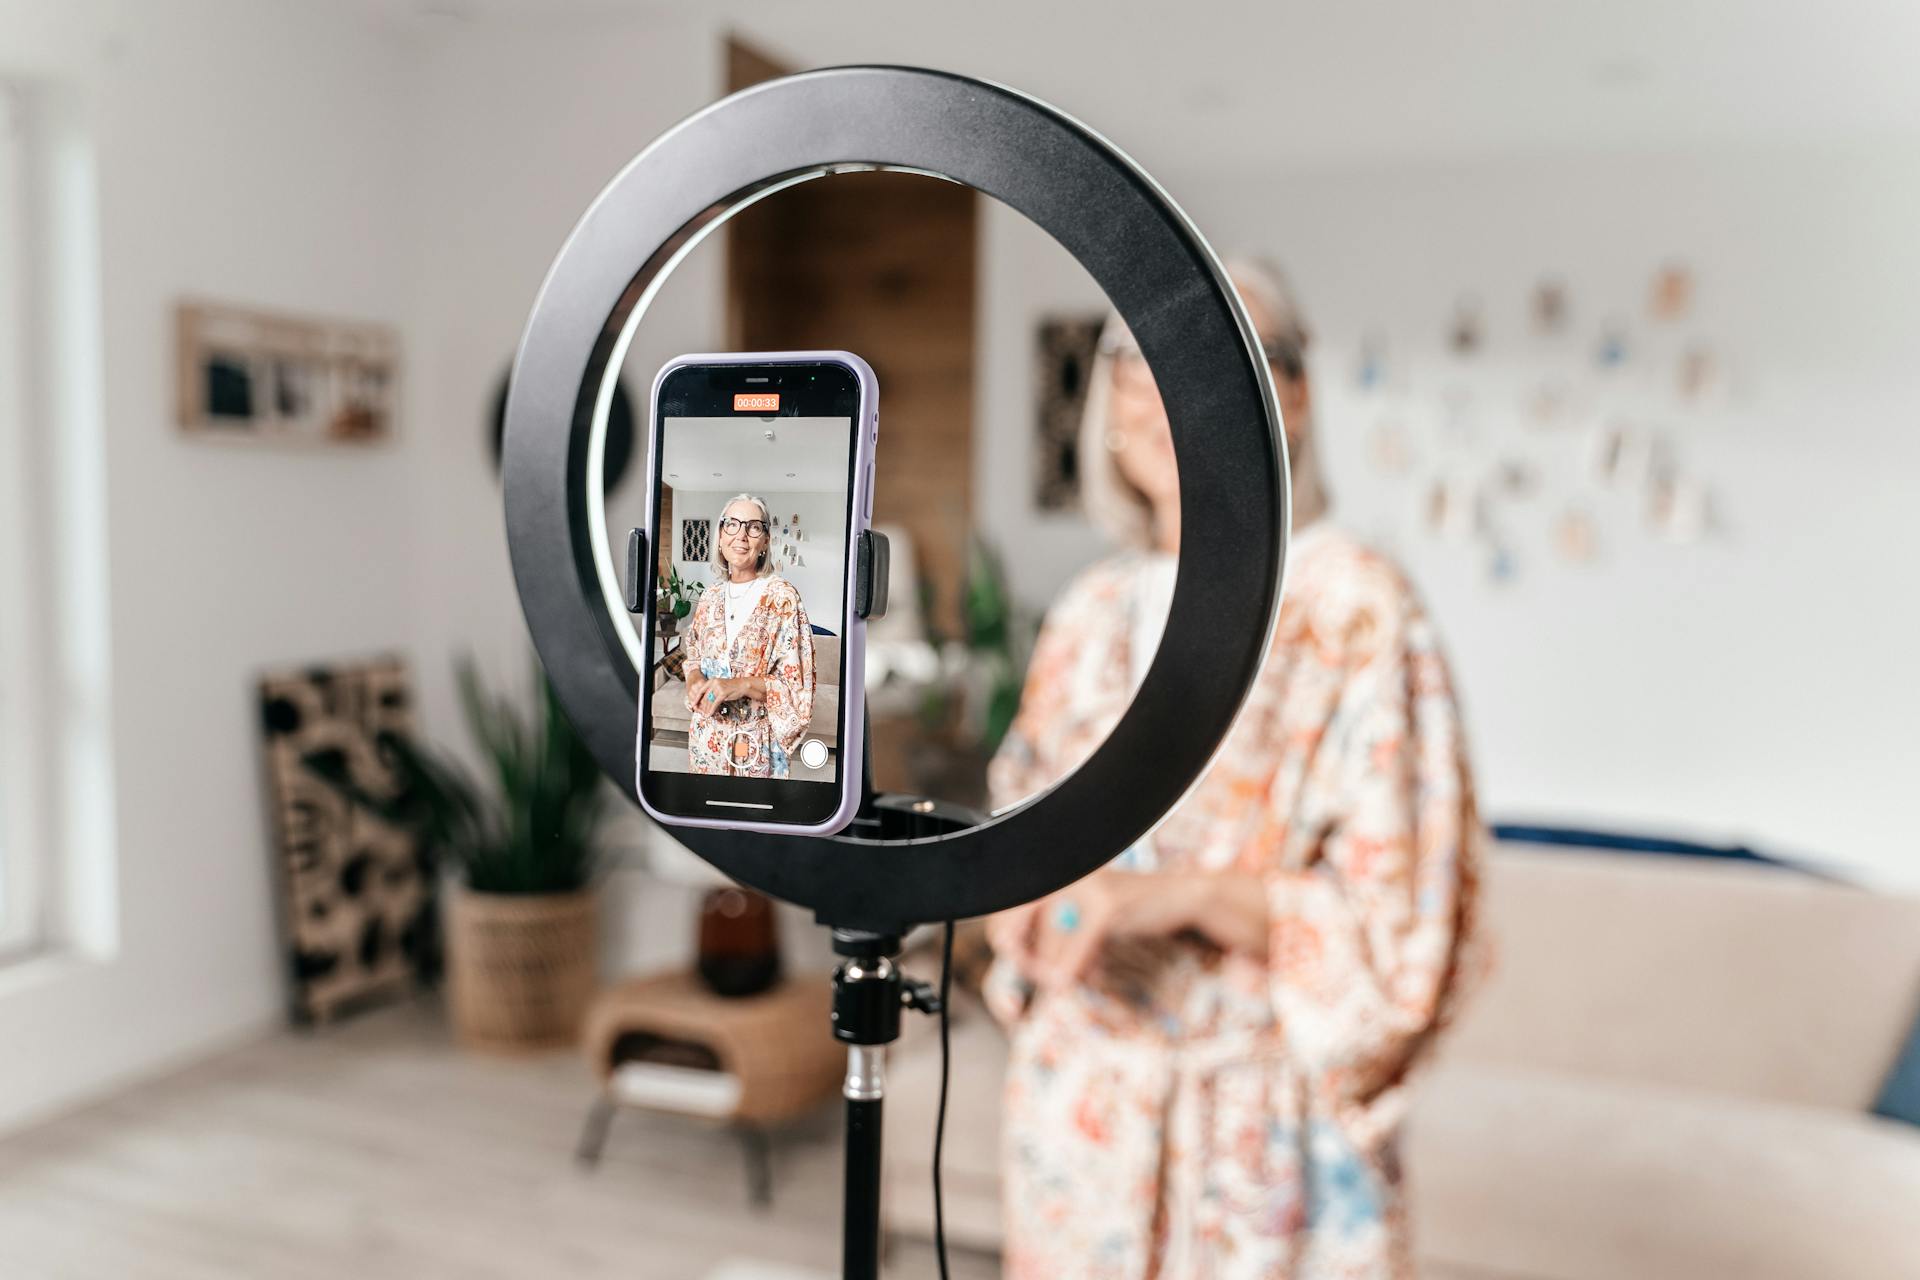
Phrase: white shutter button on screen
[{"left": 799, "top": 739, "right": 829, "bottom": 770}]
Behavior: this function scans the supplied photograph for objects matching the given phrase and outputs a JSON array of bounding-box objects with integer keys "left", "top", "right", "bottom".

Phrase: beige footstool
[{"left": 576, "top": 970, "right": 844, "bottom": 1205}]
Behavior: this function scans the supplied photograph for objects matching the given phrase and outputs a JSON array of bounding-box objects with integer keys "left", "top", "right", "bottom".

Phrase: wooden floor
[{"left": 0, "top": 999, "right": 998, "bottom": 1279}]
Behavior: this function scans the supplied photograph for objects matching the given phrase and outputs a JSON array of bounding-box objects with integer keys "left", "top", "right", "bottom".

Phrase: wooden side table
[{"left": 576, "top": 970, "right": 844, "bottom": 1206}]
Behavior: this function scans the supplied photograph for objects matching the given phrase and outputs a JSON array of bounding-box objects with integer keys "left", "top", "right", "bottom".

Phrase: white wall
[
  {"left": 978, "top": 146, "right": 1920, "bottom": 888},
  {"left": 0, "top": 0, "right": 425, "bottom": 1133},
  {"left": 404, "top": 10, "right": 723, "bottom": 736},
  {"left": 401, "top": 14, "right": 741, "bottom": 1003},
  {"left": 0, "top": 0, "right": 732, "bottom": 1136}
]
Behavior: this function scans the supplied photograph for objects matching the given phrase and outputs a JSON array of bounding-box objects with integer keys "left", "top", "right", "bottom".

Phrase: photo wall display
[
  {"left": 176, "top": 300, "right": 399, "bottom": 446},
  {"left": 770, "top": 511, "right": 811, "bottom": 569},
  {"left": 1023, "top": 264, "right": 1730, "bottom": 590},
  {"left": 1350, "top": 262, "right": 1733, "bottom": 587}
]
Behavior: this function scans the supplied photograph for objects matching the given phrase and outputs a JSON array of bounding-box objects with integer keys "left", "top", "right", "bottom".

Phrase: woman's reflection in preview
[{"left": 682, "top": 494, "right": 817, "bottom": 777}]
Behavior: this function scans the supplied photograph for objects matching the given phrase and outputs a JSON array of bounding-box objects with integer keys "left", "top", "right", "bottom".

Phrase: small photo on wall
[
  {"left": 1648, "top": 470, "right": 1713, "bottom": 544},
  {"left": 176, "top": 300, "right": 399, "bottom": 446},
  {"left": 1532, "top": 279, "right": 1569, "bottom": 335},
  {"left": 1649, "top": 263, "right": 1694, "bottom": 322},
  {"left": 1422, "top": 475, "right": 1483, "bottom": 542},
  {"left": 1587, "top": 420, "right": 1656, "bottom": 489},
  {"left": 1553, "top": 507, "right": 1600, "bottom": 564}
]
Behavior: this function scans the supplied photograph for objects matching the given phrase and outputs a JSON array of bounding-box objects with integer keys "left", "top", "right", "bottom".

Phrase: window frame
[{"left": 0, "top": 81, "right": 53, "bottom": 962}]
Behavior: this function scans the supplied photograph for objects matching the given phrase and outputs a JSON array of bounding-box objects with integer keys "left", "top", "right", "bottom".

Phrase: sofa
[{"left": 882, "top": 841, "right": 1920, "bottom": 1278}]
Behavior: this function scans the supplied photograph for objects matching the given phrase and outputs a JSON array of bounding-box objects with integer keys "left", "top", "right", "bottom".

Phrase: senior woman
[
  {"left": 680, "top": 494, "right": 816, "bottom": 776},
  {"left": 984, "top": 260, "right": 1485, "bottom": 1279}
]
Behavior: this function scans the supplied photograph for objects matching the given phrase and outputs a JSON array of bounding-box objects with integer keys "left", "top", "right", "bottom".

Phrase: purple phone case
[{"left": 636, "top": 351, "right": 877, "bottom": 837}]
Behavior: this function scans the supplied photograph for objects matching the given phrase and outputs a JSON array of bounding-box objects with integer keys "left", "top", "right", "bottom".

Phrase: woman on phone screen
[{"left": 681, "top": 494, "right": 816, "bottom": 777}]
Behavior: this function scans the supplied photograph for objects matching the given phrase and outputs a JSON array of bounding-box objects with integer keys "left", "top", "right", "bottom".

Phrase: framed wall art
[
  {"left": 177, "top": 300, "right": 399, "bottom": 446},
  {"left": 1033, "top": 313, "right": 1105, "bottom": 511}
]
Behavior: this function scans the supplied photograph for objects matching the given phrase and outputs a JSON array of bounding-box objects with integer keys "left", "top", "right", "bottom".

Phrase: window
[
  {"left": 0, "top": 77, "right": 114, "bottom": 968},
  {"left": 0, "top": 82, "right": 48, "bottom": 959}
]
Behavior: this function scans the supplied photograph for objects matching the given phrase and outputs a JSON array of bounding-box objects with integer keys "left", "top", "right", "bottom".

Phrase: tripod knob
[{"left": 902, "top": 979, "right": 942, "bottom": 1017}]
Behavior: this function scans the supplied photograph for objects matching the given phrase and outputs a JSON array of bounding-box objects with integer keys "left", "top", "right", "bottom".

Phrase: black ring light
[{"left": 503, "top": 66, "right": 1288, "bottom": 933}]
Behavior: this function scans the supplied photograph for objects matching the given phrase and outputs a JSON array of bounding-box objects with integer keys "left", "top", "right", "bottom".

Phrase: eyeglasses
[
  {"left": 1100, "top": 337, "right": 1305, "bottom": 391},
  {"left": 719, "top": 517, "right": 769, "bottom": 538}
]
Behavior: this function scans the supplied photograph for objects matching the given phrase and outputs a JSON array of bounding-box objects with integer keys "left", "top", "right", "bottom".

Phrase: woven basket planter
[{"left": 446, "top": 886, "right": 599, "bottom": 1052}]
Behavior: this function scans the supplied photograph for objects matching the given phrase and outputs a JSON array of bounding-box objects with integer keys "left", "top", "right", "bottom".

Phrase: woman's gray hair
[
  {"left": 1076, "top": 256, "right": 1325, "bottom": 548},
  {"left": 710, "top": 492, "right": 779, "bottom": 580}
]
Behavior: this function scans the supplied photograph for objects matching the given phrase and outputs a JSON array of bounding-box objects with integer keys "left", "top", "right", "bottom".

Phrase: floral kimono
[
  {"left": 985, "top": 527, "right": 1485, "bottom": 1280},
  {"left": 680, "top": 576, "right": 816, "bottom": 778}
]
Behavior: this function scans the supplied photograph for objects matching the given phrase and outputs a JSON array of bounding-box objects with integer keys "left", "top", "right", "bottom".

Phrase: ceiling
[
  {"left": 662, "top": 417, "right": 849, "bottom": 495},
  {"left": 372, "top": 0, "right": 1920, "bottom": 176}
]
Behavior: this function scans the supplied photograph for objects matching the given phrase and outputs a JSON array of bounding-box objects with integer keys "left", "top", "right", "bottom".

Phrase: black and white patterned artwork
[
  {"left": 259, "top": 656, "right": 433, "bottom": 1024},
  {"left": 681, "top": 517, "right": 712, "bottom": 563},
  {"left": 1034, "top": 314, "right": 1105, "bottom": 511}
]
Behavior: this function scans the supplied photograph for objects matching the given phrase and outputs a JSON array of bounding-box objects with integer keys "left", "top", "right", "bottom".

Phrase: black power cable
[{"left": 932, "top": 919, "right": 954, "bottom": 1279}]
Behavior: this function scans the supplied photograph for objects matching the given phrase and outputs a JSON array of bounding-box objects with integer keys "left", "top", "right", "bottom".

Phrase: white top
[{"left": 722, "top": 576, "right": 769, "bottom": 648}]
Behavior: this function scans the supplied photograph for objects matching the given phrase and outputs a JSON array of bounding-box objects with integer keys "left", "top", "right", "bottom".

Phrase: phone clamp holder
[{"left": 623, "top": 527, "right": 889, "bottom": 621}]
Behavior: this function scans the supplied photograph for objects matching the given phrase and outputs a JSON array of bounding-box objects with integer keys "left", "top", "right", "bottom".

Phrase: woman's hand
[
  {"left": 713, "top": 676, "right": 766, "bottom": 704},
  {"left": 984, "top": 899, "right": 1049, "bottom": 985},
  {"left": 1037, "top": 869, "right": 1271, "bottom": 989},
  {"left": 687, "top": 675, "right": 763, "bottom": 713}
]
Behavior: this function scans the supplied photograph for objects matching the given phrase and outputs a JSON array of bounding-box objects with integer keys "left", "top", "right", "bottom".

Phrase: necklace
[{"left": 725, "top": 578, "right": 760, "bottom": 623}]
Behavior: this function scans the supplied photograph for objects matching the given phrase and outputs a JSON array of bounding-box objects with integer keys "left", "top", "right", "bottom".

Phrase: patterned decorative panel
[
  {"left": 681, "top": 517, "right": 712, "bottom": 564},
  {"left": 258, "top": 656, "right": 433, "bottom": 1024},
  {"left": 1035, "top": 314, "right": 1105, "bottom": 511}
]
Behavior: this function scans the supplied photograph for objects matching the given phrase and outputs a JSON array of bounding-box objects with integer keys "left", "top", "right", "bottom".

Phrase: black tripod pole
[
  {"left": 827, "top": 718, "right": 952, "bottom": 1278},
  {"left": 844, "top": 1089, "right": 883, "bottom": 1274},
  {"left": 832, "top": 929, "right": 902, "bottom": 1280}
]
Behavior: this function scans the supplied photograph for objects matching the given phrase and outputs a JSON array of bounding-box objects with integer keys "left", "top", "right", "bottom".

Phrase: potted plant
[
  {"left": 305, "top": 658, "right": 608, "bottom": 1052},
  {"left": 656, "top": 565, "right": 704, "bottom": 637},
  {"left": 961, "top": 536, "right": 1024, "bottom": 754}
]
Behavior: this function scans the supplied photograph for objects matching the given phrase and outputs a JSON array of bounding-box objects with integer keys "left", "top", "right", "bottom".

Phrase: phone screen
[{"left": 639, "top": 358, "right": 867, "bottom": 830}]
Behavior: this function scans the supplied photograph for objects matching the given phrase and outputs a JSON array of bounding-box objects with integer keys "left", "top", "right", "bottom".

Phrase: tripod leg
[
  {"left": 737, "top": 1123, "right": 774, "bottom": 1209},
  {"left": 575, "top": 1095, "right": 616, "bottom": 1168}
]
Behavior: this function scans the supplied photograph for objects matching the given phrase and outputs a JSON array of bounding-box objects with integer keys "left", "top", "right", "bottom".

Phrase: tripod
[
  {"left": 829, "top": 926, "right": 942, "bottom": 1280},
  {"left": 624, "top": 527, "right": 965, "bottom": 1276},
  {"left": 822, "top": 758, "right": 966, "bottom": 1279}
]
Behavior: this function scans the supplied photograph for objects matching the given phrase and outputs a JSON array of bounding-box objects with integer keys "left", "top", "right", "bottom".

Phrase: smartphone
[{"left": 635, "top": 352, "right": 877, "bottom": 836}]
